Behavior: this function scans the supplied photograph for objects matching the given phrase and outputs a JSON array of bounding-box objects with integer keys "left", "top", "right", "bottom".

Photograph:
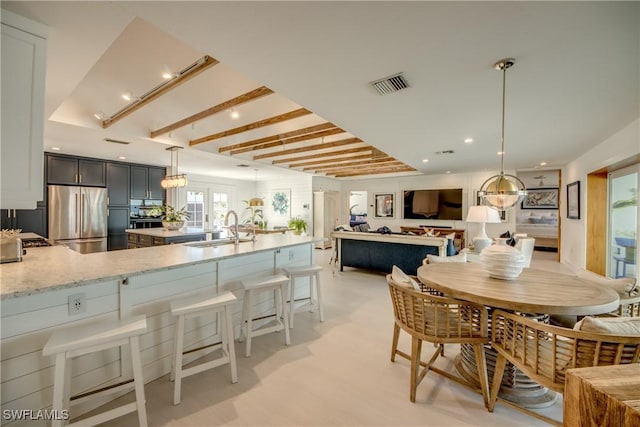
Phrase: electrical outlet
[{"left": 68, "top": 293, "right": 86, "bottom": 315}]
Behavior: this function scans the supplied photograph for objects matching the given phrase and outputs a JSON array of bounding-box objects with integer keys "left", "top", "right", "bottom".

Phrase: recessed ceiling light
[
  {"left": 422, "top": 159, "right": 429, "bottom": 163},
  {"left": 51, "top": 147, "right": 61, "bottom": 151},
  {"left": 230, "top": 109, "right": 239, "bottom": 119},
  {"left": 446, "top": 170, "right": 451, "bottom": 174},
  {"left": 162, "top": 72, "right": 173, "bottom": 80},
  {"left": 464, "top": 138, "right": 473, "bottom": 143},
  {"left": 118, "top": 156, "right": 126, "bottom": 160},
  {"left": 540, "top": 162, "right": 547, "bottom": 166},
  {"left": 121, "top": 93, "right": 131, "bottom": 101},
  {"left": 497, "top": 151, "right": 504, "bottom": 155}
]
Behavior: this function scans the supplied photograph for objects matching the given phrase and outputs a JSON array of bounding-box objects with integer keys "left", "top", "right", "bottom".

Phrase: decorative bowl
[
  {"left": 162, "top": 221, "right": 184, "bottom": 231},
  {"left": 480, "top": 240, "right": 526, "bottom": 280}
]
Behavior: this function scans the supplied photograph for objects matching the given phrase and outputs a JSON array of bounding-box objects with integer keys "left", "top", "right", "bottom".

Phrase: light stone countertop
[{"left": 0, "top": 234, "right": 317, "bottom": 300}]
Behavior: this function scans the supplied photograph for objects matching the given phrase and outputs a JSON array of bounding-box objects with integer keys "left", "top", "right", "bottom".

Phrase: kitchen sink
[{"left": 184, "top": 238, "right": 253, "bottom": 248}]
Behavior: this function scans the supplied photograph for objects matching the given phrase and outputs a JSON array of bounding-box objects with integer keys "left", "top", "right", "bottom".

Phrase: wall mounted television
[{"left": 403, "top": 189, "right": 463, "bottom": 220}]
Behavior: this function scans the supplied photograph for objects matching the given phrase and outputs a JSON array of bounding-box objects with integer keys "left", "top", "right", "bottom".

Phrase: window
[
  {"left": 211, "top": 192, "right": 228, "bottom": 228},
  {"left": 186, "top": 190, "right": 205, "bottom": 228}
]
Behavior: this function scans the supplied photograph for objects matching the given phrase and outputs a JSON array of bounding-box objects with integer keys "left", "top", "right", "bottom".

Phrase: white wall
[
  {"left": 561, "top": 118, "right": 640, "bottom": 269},
  {"left": 258, "top": 173, "right": 313, "bottom": 229}
]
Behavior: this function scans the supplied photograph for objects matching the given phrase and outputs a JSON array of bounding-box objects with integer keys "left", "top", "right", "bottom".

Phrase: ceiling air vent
[
  {"left": 104, "top": 138, "right": 131, "bottom": 145},
  {"left": 435, "top": 150, "right": 455, "bottom": 155},
  {"left": 370, "top": 73, "right": 409, "bottom": 95}
]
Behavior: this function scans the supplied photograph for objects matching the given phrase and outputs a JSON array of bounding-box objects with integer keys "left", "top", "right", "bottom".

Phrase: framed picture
[
  {"left": 567, "top": 181, "right": 580, "bottom": 219},
  {"left": 521, "top": 188, "right": 559, "bottom": 209},
  {"left": 270, "top": 188, "right": 291, "bottom": 217},
  {"left": 475, "top": 190, "right": 508, "bottom": 222},
  {"left": 374, "top": 193, "right": 394, "bottom": 218}
]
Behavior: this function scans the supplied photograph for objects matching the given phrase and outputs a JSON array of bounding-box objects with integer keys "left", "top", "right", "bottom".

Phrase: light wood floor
[{"left": 93, "top": 249, "right": 568, "bottom": 426}]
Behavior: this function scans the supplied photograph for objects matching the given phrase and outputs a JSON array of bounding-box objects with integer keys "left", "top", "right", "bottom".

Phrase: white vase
[{"left": 480, "top": 238, "right": 526, "bottom": 280}]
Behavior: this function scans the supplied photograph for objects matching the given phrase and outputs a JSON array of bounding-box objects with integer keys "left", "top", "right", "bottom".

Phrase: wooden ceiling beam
[
  {"left": 304, "top": 157, "right": 397, "bottom": 172},
  {"left": 219, "top": 122, "right": 336, "bottom": 153},
  {"left": 271, "top": 146, "right": 372, "bottom": 164},
  {"left": 311, "top": 159, "right": 403, "bottom": 173},
  {"left": 330, "top": 166, "right": 416, "bottom": 178},
  {"left": 287, "top": 153, "right": 376, "bottom": 169},
  {"left": 230, "top": 127, "right": 344, "bottom": 155},
  {"left": 150, "top": 86, "right": 274, "bottom": 138},
  {"left": 189, "top": 108, "right": 312, "bottom": 146},
  {"left": 253, "top": 137, "right": 362, "bottom": 160},
  {"left": 103, "top": 55, "right": 218, "bottom": 129}
]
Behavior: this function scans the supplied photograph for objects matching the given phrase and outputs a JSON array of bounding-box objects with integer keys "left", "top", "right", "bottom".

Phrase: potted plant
[
  {"left": 242, "top": 200, "right": 264, "bottom": 230},
  {"left": 288, "top": 217, "right": 307, "bottom": 235},
  {"left": 150, "top": 204, "right": 190, "bottom": 231}
]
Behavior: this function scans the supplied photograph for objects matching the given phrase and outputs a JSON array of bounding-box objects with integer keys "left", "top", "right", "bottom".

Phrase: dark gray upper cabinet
[
  {"left": 47, "top": 154, "right": 105, "bottom": 186},
  {"left": 148, "top": 167, "right": 165, "bottom": 200},
  {"left": 106, "top": 163, "right": 130, "bottom": 206},
  {"left": 131, "top": 165, "right": 165, "bottom": 200}
]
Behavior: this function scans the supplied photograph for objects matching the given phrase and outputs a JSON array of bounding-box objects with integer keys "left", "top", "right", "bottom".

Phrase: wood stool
[
  {"left": 283, "top": 265, "right": 324, "bottom": 328},
  {"left": 42, "top": 316, "right": 148, "bottom": 427},
  {"left": 239, "top": 274, "right": 290, "bottom": 357},
  {"left": 170, "top": 291, "right": 238, "bottom": 405}
]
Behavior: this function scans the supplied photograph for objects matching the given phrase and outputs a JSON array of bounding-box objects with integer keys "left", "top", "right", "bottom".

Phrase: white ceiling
[{"left": 3, "top": 1, "right": 639, "bottom": 181}]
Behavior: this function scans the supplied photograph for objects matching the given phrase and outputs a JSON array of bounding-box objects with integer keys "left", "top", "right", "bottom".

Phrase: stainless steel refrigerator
[{"left": 48, "top": 185, "right": 108, "bottom": 253}]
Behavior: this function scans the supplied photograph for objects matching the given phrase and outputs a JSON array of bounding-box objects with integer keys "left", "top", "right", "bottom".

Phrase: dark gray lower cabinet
[{"left": 107, "top": 206, "right": 130, "bottom": 250}]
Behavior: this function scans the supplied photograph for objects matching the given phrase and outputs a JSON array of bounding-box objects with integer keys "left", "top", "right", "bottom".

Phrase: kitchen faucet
[{"left": 224, "top": 210, "right": 239, "bottom": 245}]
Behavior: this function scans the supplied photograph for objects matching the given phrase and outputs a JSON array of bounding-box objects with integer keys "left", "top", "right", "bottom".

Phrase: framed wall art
[
  {"left": 521, "top": 188, "right": 559, "bottom": 210},
  {"left": 374, "top": 193, "right": 394, "bottom": 218},
  {"left": 270, "top": 188, "right": 291, "bottom": 217},
  {"left": 567, "top": 181, "right": 580, "bottom": 219}
]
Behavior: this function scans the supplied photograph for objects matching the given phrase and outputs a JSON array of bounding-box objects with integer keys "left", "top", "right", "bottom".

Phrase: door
[
  {"left": 185, "top": 186, "right": 231, "bottom": 229},
  {"left": 608, "top": 165, "right": 639, "bottom": 279},
  {"left": 48, "top": 185, "right": 80, "bottom": 240},
  {"left": 81, "top": 187, "right": 107, "bottom": 238}
]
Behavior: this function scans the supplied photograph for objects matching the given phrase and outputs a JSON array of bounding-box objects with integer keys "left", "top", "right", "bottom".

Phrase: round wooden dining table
[
  {"left": 417, "top": 262, "right": 620, "bottom": 408},
  {"left": 417, "top": 262, "right": 619, "bottom": 316}
]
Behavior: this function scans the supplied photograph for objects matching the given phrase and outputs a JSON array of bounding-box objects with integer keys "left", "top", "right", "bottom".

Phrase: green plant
[
  {"left": 288, "top": 217, "right": 307, "bottom": 234},
  {"left": 150, "top": 204, "right": 190, "bottom": 222},
  {"left": 242, "top": 200, "right": 264, "bottom": 227}
]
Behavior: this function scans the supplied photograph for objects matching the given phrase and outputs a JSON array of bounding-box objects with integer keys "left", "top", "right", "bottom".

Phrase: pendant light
[
  {"left": 161, "top": 146, "right": 188, "bottom": 189},
  {"left": 248, "top": 168, "right": 263, "bottom": 206},
  {"left": 478, "top": 58, "right": 527, "bottom": 210}
]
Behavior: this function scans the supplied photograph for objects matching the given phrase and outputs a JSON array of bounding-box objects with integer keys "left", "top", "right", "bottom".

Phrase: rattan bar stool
[
  {"left": 42, "top": 316, "right": 148, "bottom": 427},
  {"left": 239, "top": 274, "right": 291, "bottom": 357},
  {"left": 283, "top": 264, "right": 324, "bottom": 328},
  {"left": 170, "top": 291, "right": 238, "bottom": 405}
]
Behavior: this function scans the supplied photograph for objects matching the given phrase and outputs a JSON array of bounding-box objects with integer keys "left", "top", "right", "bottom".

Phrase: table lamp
[{"left": 466, "top": 205, "right": 501, "bottom": 253}]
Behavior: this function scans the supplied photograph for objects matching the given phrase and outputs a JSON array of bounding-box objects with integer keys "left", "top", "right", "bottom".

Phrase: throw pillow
[
  {"left": 576, "top": 268, "right": 638, "bottom": 295},
  {"left": 573, "top": 316, "right": 640, "bottom": 336},
  {"left": 391, "top": 265, "right": 421, "bottom": 291}
]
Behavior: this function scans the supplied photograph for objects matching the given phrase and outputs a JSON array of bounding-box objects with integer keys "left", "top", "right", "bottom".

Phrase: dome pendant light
[
  {"left": 248, "top": 168, "right": 263, "bottom": 207},
  {"left": 478, "top": 58, "right": 527, "bottom": 211}
]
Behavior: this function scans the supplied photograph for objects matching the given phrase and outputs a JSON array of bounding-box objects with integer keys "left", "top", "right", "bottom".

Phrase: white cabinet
[
  {"left": 1, "top": 10, "right": 47, "bottom": 209},
  {"left": 313, "top": 191, "right": 339, "bottom": 249}
]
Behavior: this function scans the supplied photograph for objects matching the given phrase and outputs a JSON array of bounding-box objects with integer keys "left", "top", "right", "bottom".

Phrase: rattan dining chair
[
  {"left": 488, "top": 310, "right": 640, "bottom": 425},
  {"left": 387, "top": 275, "right": 490, "bottom": 406}
]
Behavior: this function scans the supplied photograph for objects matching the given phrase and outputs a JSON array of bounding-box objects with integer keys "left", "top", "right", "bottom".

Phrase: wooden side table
[{"left": 564, "top": 364, "right": 640, "bottom": 427}]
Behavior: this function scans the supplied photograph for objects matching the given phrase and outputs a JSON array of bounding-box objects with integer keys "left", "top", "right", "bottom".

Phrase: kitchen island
[
  {"left": 125, "top": 227, "right": 210, "bottom": 248},
  {"left": 0, "top": 234, "right": 317, "bottom": 423}
]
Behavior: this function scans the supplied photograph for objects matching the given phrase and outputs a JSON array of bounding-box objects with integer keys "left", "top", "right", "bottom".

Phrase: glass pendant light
[
  {"left": 160, "top": 146, "right": 188, "bottom": 189},
  {"left": 478, "top": 58, "right": 527, "bottom": 210}
]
